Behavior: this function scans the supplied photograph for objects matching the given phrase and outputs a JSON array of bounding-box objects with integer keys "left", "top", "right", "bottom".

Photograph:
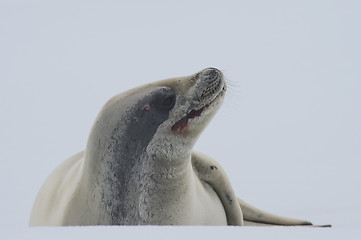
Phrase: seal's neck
[{"left": 80, "top": 150, "right": 193, "bottom": 225}]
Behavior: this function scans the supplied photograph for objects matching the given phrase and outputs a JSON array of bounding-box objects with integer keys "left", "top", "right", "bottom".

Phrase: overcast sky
[{"left": 1, "top": 0, "right": 360, "bottom": 239}]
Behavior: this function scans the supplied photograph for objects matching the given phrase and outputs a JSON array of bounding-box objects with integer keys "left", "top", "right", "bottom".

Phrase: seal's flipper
[
  {"left": 238, "top": 198, "right": 313, "bottom": 226},
  {"left": 191, "top": 151, "right": 243, "bottom": 226},
  {"left": 243, "top": 220, "right": 331, "bottom": 227}
]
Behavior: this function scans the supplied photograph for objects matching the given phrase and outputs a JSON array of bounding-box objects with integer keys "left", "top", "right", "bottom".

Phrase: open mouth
[{"left": 171, "top": 89, "right": 223, "bottom": 132}]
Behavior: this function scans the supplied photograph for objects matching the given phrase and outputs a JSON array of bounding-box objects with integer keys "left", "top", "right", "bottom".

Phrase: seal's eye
[
  {"left": 158, "top": 95, "right": 176, "bottom": 111},
  {"left": 150, "top": 88, "right": 176, "bottom": 112},
  {"left": 162, "top": 96, "right": 175, "bottom": 109}
]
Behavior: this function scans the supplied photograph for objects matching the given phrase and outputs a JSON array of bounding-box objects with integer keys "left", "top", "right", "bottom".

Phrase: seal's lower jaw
[{"left": 171, "top": 87, "right": 225, "bottom": 133}]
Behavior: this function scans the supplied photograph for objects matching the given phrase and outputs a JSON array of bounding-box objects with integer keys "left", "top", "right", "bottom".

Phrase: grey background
[{"left": 1, "top": 0, "right": 360, "bottom": 239}]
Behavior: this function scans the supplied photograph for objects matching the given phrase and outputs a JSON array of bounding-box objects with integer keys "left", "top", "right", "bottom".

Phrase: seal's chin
[{"left": 171, "top": 88, "right": 225, "bottom": 132}]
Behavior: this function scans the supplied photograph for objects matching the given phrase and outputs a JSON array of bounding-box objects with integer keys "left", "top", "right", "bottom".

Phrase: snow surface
[{"left": 1, "top": 0, "right": 360, "bottom": 239}]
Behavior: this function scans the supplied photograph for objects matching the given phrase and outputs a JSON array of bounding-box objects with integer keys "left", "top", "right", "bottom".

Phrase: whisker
[{"left": 221, "top": 70, "right": 245, "bottom": 117}]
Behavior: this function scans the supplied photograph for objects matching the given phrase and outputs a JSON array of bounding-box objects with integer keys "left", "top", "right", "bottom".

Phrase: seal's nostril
[{"left": 202, "top": 67, "right": 222, "bottom": 81}]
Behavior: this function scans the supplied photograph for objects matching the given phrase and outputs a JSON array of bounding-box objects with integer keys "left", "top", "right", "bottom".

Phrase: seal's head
[{"left": 86, "top": 68, "right": 226, "bottom": 166}]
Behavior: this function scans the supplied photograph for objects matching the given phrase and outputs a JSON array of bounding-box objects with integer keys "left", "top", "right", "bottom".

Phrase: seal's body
[{"left": 30, "top": 68, "right": 315, "bottom": 226}]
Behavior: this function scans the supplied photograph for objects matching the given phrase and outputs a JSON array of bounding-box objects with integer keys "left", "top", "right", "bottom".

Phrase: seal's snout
[
  {"left": 172, "top": 68, "right": 225, "bottom": 133},
  {"left": 198, "top": 68, "right": 225, "bottom": 101}
]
